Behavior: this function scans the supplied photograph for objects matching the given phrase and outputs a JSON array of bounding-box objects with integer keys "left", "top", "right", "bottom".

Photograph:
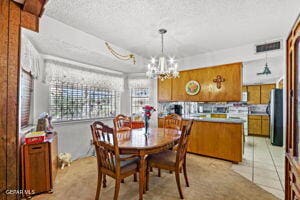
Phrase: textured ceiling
[
  {"left": 24, "top": 31, "right": 144, "bottom": 73},
  {"left": 44, "top": 0, "right": 300, "bottom": 58}
]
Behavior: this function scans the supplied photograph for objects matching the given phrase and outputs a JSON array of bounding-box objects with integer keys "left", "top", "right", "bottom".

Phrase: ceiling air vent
[{"left": 255, "top": 41, "right": 281, "bottom": 53}]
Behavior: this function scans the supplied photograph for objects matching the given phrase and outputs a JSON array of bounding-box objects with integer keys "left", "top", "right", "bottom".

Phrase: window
[
  {"left": 131, "top": 88, "right": 150, "bottom": 114},
  {"left": 49, "top": 82, "right": 120, "bottom": 121},
  {"left": 20, "top": 70, "right": 33, "bottom": 128}
]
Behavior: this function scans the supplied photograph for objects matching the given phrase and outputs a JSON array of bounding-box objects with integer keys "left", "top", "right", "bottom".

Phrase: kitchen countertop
[
  {"left": 248, "top": 113, "right": 269, "bottom": 116},
  {"left": 159, "top": 116, "right": 245, "bottom": 124}
]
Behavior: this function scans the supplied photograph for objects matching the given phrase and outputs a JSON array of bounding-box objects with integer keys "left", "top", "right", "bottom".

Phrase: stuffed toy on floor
[{"left": 58, "top": 152, "right": 72, "bottom": 169}]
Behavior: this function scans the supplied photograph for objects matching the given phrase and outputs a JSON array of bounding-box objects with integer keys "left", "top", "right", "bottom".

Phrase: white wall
[
  {"left": 243, "top": 56, "right": 284, "bottom": 85},
  {"left": 54, "top": 119, "right": 113, "bottom": 160}
]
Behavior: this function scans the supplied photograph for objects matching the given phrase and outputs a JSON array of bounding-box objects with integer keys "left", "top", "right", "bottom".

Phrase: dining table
[{"left": 116, "top": 127, "right": 181, "bottom": 200}]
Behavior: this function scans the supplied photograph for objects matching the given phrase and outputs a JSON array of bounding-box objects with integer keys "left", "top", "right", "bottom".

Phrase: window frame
[
  {"left": 20, "top": 69, "right": 33, "bottom": 128},
  {"left": 49, "top": 81, "right": 120, "bottom": 122},
  {"left": 130, "top": 87, "right": 150, "bottom": 114}
]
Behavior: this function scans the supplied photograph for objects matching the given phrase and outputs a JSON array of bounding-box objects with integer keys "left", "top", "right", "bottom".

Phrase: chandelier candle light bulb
[{"left": 146, "top": 29, "right": 180, "bottom": 81}]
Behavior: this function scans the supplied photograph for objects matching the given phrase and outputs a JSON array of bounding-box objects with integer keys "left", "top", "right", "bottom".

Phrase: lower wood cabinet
[
  {"left": 248, "top": 115, "right": 262, "bottom": 135},
  {"left": 187, "top": 120, "right": 243, "bottom": 163},
  {"left": 248, "top": 115, "right": 270, "bottom": 136},
  {"left": 22, "top": 133, "right": 58, "bottom": 197},
  {"left": 261, "top": 116, "right": 270, "bottom": 136}
]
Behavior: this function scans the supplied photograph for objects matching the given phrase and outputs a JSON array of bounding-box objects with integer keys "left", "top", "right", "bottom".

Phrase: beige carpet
[{"left": 32, "top": 154, "right": 279, "bottom": 200}]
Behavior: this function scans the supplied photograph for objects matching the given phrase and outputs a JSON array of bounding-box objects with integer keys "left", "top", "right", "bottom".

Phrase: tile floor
[{"left": 231, "top": 136, "right": 285, "bottom": 200}]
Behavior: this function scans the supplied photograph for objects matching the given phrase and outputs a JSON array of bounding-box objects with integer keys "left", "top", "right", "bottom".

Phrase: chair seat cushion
[
  {"left": 120, "top": 155, "right": 139, "bottom": 174},
  {"left": 148, "top": 150, "right": 176, "bottom": 168}
]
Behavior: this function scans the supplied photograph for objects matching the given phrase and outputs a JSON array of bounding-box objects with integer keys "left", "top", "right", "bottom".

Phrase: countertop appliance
[
  {"left": 168, "top": 104, "right": 183, "bottom": 116},
  {"left": 267, "top": 89, "right": 283, "bottom": 146}
]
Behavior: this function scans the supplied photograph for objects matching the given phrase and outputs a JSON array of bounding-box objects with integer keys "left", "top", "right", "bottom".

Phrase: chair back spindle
[
  {"left": 114, "top": 114, "right": 132, "bottom": 132},
  {"left": 175, "top": 120, "right": 194, "bottom": 169},
  {"left": 164, "top": 114, "right": 182, "bottom": 130},
  {"left": 91, "top": 121, "right": 120, "bottom": 173}
]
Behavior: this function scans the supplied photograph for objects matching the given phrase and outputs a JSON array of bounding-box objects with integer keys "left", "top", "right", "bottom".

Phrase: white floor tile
[
  {"left": 254, "top": 174, "right": 283, "bottom": 190},
  {"left": 235, "top": 135, "right": 286, "bottom": 195},
  {"left": 259, "top": 185, "right": 284, "bottom": 200}
]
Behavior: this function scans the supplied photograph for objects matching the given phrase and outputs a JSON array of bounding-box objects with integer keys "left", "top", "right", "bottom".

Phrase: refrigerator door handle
[{"left": 266, "top": 103, "right": 270, "bottom": 115}]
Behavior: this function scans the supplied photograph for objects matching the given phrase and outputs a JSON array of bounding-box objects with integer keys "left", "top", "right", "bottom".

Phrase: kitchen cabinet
[
  {"left": 261, "top": 116, "right": 270, "bottom": 136},
  {"left": 158, "top": 78, "right": 172, "bottom": 101},
  {"left": 211, "top": 113, "right": 227, "bottom": 118},
  {"left": 22, "top": 133, "right": 58, "bottom": 198},
  {"left": 242, "top": 86, "right": 247, "bottom": 92},
  {"left": 171, "top": 62, "right": 242, "bottom": 102},
  {"left": 260, "top": 84, "right": 276, "bottom": 104},
  {"left": 247, "top": 85, "right": 261, "bottom": 104},
  {"left": 187, "top": 120, "right": 243, "bottom": 163},
  {"left": 278, "top": 79, "right": 283, "bottom": 89},
  {"left": 245, "top": 84, "right": 275, "bottom": 104},
  {"left": 248, "top": 115, "right": 262, "bottom": 135},
  {"left": 171, "top": 70, "right": 189, "bottom": 101},
  {"left": 248, "top": 115, "right": 270, "bottom": 136}
]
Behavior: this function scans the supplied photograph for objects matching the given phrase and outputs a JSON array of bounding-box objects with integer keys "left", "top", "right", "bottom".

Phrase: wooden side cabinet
[{"left": 22, "top": 133, "right": 58, "bottom": 197}]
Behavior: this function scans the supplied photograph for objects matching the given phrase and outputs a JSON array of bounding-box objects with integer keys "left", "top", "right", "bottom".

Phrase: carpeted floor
[{"left": 32, "top": 153, "right": 279, "bottom": 200}]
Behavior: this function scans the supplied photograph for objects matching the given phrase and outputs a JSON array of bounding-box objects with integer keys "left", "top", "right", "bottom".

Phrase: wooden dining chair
[
  {"left": 155, "top": 113, "right": 183, "bottom": 176},
  {"left": 113, "top": 114, "right": 132, "bottom": 132},
  {"left": 163, "top": 113, "right": 183, "bottom": 131},
  {"left": 146, "top": 120, "right": 194, "bottom": 199},
  {"left": 90, "top": 121, "right": 139, "bottom": 200}
]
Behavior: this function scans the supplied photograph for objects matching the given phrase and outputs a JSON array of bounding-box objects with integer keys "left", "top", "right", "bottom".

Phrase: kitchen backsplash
[{"left": 158, "top": 102, "right": 251, "bottom": 117}]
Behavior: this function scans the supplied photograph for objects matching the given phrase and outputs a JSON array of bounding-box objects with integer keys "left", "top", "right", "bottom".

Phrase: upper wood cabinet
[
  {"left": 260, "top": 84, "right": 276, "bottom": 104},
  {"left": 171, "top": 62, "right": 242, "bottom": 102},
  {"left": 247, "top": 85, "right": 261, "bottom": 104},
  {"left": 242, "top": 86, "right": 247, "bottom": 92},
  {"left": 278, "top": 79, "right": 283, "bottom": 89},
  {"left": 171, "top": 70, "right": 190, "bottom": 101},
  {"left": 246, "top": 84, "right": 275, "bottom": 104},
  {"left": 157, "top": 78, "right": 172, "bottom": 101}
]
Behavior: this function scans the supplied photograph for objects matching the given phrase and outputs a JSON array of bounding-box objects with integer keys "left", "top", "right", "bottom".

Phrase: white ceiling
[{"left": 44, "top": 0, "right": 300, "bottom": 59}]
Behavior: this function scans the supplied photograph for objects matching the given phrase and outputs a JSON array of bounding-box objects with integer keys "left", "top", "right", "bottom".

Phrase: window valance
[
  {"left": 44, "top": 60, "right": 124, "bottom": 91},
  {"left": 128, "top": 78, "right": 151, "bottom": 89},
  {"left": 21, "top": 35, "right": 41, "bottom": 79}
]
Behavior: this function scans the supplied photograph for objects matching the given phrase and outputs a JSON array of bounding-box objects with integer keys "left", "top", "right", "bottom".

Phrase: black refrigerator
[{"left": 267, "top": 89, "right": 283, "bottom": 146}]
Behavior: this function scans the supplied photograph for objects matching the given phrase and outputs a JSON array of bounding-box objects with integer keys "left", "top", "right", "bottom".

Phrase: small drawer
[{"left": 28, "top": 144, "right": 46, "bottom": 153}]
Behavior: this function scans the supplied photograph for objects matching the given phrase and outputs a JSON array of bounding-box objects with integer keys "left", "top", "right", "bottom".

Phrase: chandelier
[{"left": 146, "top": 29, "right": 179, "bottom": 81}]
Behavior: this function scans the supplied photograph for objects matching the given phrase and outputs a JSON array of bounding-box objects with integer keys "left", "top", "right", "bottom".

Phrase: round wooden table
[{"left": 117, "top": 128, "right": 181, "bottom": 200}]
